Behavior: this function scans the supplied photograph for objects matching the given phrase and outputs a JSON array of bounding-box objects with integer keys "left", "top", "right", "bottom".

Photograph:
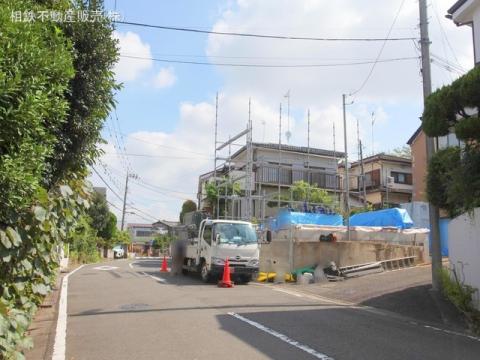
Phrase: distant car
[{"left": 113, "top": 245, "right": 124, "bottom": 259}]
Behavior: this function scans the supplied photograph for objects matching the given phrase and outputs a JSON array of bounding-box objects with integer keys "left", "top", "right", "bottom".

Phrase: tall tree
[
  {"left": 45, "top": 0, "right": 120, "bottom": 185},
  {"left": 180, "top": 199, "right": 197, "bottom": 223},
  {"left": 0, "top": 0, "right": 74, "bottom": 223}
]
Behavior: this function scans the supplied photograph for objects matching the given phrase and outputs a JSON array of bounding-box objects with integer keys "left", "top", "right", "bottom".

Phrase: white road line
[
  {"left": 272, "top": 287, "right": 352, "bottom": 306},
  {"left": 128, "top": 262, "right": 134, "bottom": 269},
  {"left": 229, "top": 312, "right": 334, "bottom": 360},
  {"left": 140, "top": 271, "right": 167, "bottom": 284},
  {"left": 52, "top": 265, "right": 85, "bottom": 360}
]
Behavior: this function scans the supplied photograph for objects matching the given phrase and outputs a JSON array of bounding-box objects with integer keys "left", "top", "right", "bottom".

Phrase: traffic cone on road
[
  {"left": 218, "top": 258, "right": 234, "bottom": 288},
  {"left": 160, "top": 256, "right": 168, "bottom": 272}
]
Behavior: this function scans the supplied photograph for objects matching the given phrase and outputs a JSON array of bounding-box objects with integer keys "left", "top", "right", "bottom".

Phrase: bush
[
  {"left": 0, "top": 0, "right": 74, "bottom": 223},
  {"left": 439, "top": 267, "right": 480, "bottom": 335}
]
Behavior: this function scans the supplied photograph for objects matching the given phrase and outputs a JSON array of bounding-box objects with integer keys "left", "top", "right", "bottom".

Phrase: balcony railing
[{"left": 256, "top": 166, "right": 339, "bottom": 190}]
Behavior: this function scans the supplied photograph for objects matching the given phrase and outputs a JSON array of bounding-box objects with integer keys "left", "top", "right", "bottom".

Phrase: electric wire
[
  {"left": 114, "top": 20, "right": 417, "bottom": 42},
  {"left": 91, "top": 166, "right": 125, "bottom": 202},
  {"left": 120, "top": 54, "right": 419, "bottom": 68},
  {"left": 349, "top": 0, "right": 408, "bottom": 96},
  {"left": 104, "top": 152, "right": 213, "bottom": 160}
]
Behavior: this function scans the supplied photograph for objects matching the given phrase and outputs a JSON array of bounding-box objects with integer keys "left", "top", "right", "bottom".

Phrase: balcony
[{"left": 255, "top": 165, "right": 339, "bottom": 190}]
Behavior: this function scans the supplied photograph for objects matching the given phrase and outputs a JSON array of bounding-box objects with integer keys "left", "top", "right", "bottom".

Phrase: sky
[{"left": 89, "top": 0, "right": 474, "bottom": 225}]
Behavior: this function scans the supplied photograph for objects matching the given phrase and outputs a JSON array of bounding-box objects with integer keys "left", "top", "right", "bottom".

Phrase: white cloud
[
  {"left": 206, "top": 0, "right": 473, "bottom": 107},
  {"left": 153, "top": 67, "right": 177, "bottom": 89},
  {"left": 113, "top": 31, "right": 153, "bottom": 82}
]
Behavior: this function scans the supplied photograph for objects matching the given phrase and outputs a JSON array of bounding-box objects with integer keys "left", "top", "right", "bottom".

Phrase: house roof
[
  {"left": 348, "top": 152, "right": 411, "bottom": 167},
  {"left": 407, "top": 126, "right": 423, "bottom": 145},
  {"left": 231, "top": 142, "right": 344, "bottom": 160},
  {"left": 153, "top": 219, "right": 180, "bottom": 228},
  {"left": 127, "top": 223, "right": 154, "bottom": 228},
  {"left": 447, "top": 0, "right": 468, "bottom": 15}
]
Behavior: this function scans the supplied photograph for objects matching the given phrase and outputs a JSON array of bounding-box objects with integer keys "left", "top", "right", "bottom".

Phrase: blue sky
[{"left": 92, "top": 0, "right": 474, "bottom": 223}]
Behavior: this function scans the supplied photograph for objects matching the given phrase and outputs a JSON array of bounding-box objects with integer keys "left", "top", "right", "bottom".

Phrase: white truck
[{"left": 182, "top": 219, "right": 259, "bottom": 283}]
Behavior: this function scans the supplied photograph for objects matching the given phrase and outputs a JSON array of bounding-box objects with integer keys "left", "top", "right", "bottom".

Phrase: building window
[
  {"left": 136, "top": 230, "right": 153, "bottom": 237},
  {"left": 391, "top": 171, "right": 412, "bottom": 185}
]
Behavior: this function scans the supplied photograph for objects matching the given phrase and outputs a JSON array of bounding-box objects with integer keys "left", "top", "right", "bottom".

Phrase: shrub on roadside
[{"left": 439, "top": 267, "right": 480, "bottom": 335}]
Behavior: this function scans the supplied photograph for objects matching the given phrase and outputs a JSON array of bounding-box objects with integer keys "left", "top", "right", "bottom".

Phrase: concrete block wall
[{"left": 448, "top": 208, "right": 480, "bottom": 310}]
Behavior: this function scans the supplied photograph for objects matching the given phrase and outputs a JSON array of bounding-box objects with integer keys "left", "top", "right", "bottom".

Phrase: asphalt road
[{"left": 64, "top": 259, "right": 480, "bottom": 360}]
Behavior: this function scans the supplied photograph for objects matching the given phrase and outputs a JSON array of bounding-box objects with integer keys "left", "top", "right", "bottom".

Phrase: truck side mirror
[
  {"left": 215, "top": 233, "right": 220, "bottom": 244},
  {"left": 266, "top": 230, "right": 272, "bottom": 243}
]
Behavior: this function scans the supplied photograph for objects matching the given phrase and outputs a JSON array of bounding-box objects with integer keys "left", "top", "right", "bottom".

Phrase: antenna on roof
[{"left": 284, "top": 90, "right": 291, "bottom": 143}]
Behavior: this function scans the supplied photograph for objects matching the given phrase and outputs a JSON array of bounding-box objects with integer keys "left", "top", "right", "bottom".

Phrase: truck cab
[{"left": 184, "top": 219, "right": 259, "bottom": 283}]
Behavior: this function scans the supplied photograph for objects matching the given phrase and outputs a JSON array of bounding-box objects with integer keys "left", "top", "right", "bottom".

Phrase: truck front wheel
[{"left": 200, "top": 261, "right": 211, "bottom": 283}]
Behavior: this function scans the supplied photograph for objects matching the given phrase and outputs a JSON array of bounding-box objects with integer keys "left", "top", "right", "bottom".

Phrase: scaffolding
[{"left": 209, "top": 95, "right": 364, "bottom": 222}]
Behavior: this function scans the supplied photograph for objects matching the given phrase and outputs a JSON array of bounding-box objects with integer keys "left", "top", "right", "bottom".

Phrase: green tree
[
  {"left": 112, "top": 230, "right": 131, "bottom": 245},
  {"left": 69, "top": 215, "right": 100, "bottom": 264},
  {"left": 179, "top": 199, "right": 197, "bottom": 223},
  {"left": 422, "top": 66, "right": 480, "bottom": 215},
  {"left": 290, "top": 181, "right": 335, "bottom": 207},
  {"left": 0, "top": 0, "right": 74, "bottom": 223},
  {"left": 205, "top": 178, "right": 241, "bottom": 217},
  {"left": 0, "top": 0, "right": 120, "bottom": 356},
  {"left": 45, "top": 0, "right": 120, "bottom": 184},
  {"left": 87, "top": 192, "right": 110, "bottom": 233},
  {"left": 98, "top": 212, "right": 117, "bottom": 241},
  {"left": 389, "top": 146, "right": 411, "bottom": 158},
  {"left": 152, "top": 234, "right": 175, "bottom": 252}
]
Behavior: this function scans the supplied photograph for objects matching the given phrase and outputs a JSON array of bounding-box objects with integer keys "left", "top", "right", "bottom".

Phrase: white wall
[
  {"left": 448, "top": 208, "right": 480, "bottom": 310},
  {"left": 382, "top": 162, "right": 412, "bottom": 191},
  {"left": 473, "top": 4, "right": 480, "bottom": 64}
]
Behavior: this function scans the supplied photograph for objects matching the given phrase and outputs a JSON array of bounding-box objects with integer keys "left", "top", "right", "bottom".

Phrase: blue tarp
[
  {"left": 269, "top": 209, "right": 343, "bottom": 231},
  {"left": 349, "top": 208, "right": 414, "bottom": 229},
  {"left": 430, "top": 218, "right": 449, "bottom": 257}
]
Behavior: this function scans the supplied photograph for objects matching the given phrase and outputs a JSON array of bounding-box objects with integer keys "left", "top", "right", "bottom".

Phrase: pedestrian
[{"left": 170, "top": 238, "right": 187, "bottom": 276}]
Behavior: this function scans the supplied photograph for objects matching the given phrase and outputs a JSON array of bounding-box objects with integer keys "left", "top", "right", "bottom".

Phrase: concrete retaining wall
[
  {"left": 260, "top": 225, "right": 426, "bottom": 275},
  {"left": 448, "top": 208, "right": 480, "bottom": 310}
]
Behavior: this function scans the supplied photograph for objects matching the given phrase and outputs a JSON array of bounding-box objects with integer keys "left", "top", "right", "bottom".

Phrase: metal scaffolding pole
[{"left": 278, "top": 103, "right": 282, "bottom": 208}]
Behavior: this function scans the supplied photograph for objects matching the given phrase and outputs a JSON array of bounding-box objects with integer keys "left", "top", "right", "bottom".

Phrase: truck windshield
[{"left": 214, "top": 223, "right": 257, "bottom": 245}]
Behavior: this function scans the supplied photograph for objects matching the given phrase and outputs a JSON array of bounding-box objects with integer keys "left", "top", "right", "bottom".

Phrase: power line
[
  {"left": 115, "top": 20, "right": 417, "bottom": 42},
  {"left": 350, "top": 0, "right": 408, "bottom": 96},
  {"left": 119, "top": 134, "right": 213, "bottom": 156},
  {"left": 101, "top": 162, "right": 197, "bottom": 197},
  {"left": 120, "top": 54, "right": 419, "bottom": 68},
  {"left": 91, "top": 166, "right": 124, "bottom": 202},
  {"left": 127, "top": 204, "right": 158, "bottom": 222},
  {"left": 104, "top": 152, "right": 213, "bottom": 160},
  {"left": 106, "top": 199, "right": 123, "bottom": 212}
]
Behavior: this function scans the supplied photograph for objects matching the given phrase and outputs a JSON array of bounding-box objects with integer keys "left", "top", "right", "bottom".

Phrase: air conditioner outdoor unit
[{"left": 386, "top": 176, "right": 394, "bottom": 187}]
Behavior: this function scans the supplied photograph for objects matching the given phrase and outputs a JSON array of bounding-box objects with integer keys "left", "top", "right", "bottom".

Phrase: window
[
  {"left": 202, "top": 225, "right": 212, "bottom": 245},
  {"left": 214, "top": 223, "right": 257, "bottom": 245},
  {"left": 391, "top": 171, "right": 412, "bottom": 185},
  {"left": 136, "top": 230, "right": 153, "bottom": 237}
]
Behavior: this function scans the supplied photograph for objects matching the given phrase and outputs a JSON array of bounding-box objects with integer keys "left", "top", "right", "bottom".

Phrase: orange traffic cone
[
  {"left": 160, "top": 255, "right": 168, "bottom": 272},
  {"left": 218, "top": 258, "right": 234, "bottom": 288}
]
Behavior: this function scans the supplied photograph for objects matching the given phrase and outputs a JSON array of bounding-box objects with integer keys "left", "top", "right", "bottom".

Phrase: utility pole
[
  {"left": 342, "top": 94, "right": 351, "bottom": 241},
  {"left": 419, "top": 0, "right": 442, "bottom": 291},
  {"left": 121, "top": 171, "right": 137, "bottom": 231}
]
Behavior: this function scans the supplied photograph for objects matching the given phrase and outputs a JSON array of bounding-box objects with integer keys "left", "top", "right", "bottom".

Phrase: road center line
[
  {"left": 228, "top": 312, "right": 334, "bottom": 360},
  {"left": 52, "top": 265, "right": 85, "bottom": 360}
]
